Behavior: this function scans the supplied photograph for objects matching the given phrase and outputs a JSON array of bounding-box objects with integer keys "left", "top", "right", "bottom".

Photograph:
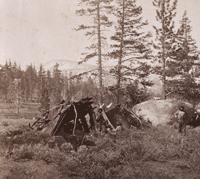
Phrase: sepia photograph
[{"left": 0, "top": 0, "right": 200, "bottom": 178}]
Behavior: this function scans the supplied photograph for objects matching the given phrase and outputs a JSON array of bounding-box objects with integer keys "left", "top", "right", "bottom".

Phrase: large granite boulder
[{"left": 132, "top": 99, "right": 195, "bottom": 126}]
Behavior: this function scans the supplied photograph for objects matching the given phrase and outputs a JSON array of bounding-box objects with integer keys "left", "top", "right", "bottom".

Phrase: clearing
[{"left": 0, "top": 102, "right": 200, "bottom": 179}]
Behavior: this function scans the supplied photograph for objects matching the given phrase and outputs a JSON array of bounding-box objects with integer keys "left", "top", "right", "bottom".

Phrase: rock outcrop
[{"left": 132, "top": 99, "right": 195, "bottom": 126}]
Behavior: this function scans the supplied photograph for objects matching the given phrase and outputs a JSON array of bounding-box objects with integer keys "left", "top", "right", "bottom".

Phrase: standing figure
[
  {"left": 96, "top": 108, "right": 107, "bottom": 133},
  {"left": 174, "top": 106, "right": 187, "bottom": 135}
]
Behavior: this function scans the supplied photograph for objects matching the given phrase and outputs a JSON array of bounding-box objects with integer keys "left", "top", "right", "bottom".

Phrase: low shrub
[
  {"left": 5, "top": 160, "right": 62, "bottom": 179},
  {"left": 12, "top": 143, "right": 67, "bottom": 165},
  {"left": 10, "top": 130, "right": 50, "bottom": 146},
  {"left": 140, "top": 167, "right": 176, "bottom": 179},
  {"left": 1, "top": 121, "right": 9, "bottom": 127},
  {"left": 190, "top": 150, "right": 200, "bottom": 172},
  {"left": 84, "top": 165, "right": 107, "bottom": 179}
]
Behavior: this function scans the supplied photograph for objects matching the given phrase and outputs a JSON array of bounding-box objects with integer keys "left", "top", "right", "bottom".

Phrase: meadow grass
[{"left": 1, "top": 117, "right": 200, "bottom": 179}]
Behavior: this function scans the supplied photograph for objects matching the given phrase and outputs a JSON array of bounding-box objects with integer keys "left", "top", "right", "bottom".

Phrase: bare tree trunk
[
  {"left": 25, "top": 88, "right": 28, "bottom": 102},
  {"left": 117, "top": 0, "right": 125, "bottom": 104},
  {"left": 161, "top": 44, "right": 166, "bottom": 99},
  {"left": 17, "top": 80, "right": 20, "bottom": 114},
  {"left": 65, "top": 72, "right": 69, "bottom": 101},
  {"left": 161, "top": 0, "right": 166, "bottom": 99},
  {"left": 30, "top": 86, "right": 32, "bottom": 102},
  {"left": 97, "top": 0, "right": 103, "bottom": 104}
]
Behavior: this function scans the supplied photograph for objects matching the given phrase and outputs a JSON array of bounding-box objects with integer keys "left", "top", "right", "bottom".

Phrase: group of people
[{"left": 174, "top": 106, "right": 200, "bottom": 135}]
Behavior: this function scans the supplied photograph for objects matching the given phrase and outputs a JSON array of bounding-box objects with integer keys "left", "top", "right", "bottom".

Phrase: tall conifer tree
[
  {"left": 170, "top": 11, "right": 199, "bottom": 74},
  {"left": 152, "top": 0, "right": 177, "bottom": 99},
  {"left": 39, "top": 88, "right": 50, "bottom": 114},
  {"left": 76, "top": 0, "right": 113, "bottom": 103},
  {"left": 167, "top": 11, "right": 200, "bottom": 105},
  {"left": 110, "top": 0, "right": 152, "bottom": 103},
  {"left": 51, "top": 63, "right": 63, "bottom": 105}
]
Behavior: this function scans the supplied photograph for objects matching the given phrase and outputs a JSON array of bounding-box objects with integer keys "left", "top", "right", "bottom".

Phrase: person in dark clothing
[
  {"left": 174, "top": 106, "right": 187, "bottom": 135},
  {"left": 96, "top": 108, "right": 108, "bottom": 133}
]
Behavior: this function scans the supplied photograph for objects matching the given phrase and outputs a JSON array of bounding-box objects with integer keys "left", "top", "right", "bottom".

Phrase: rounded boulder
[{"left": 132, "top": 99, "right": 195, "bottom": 126}]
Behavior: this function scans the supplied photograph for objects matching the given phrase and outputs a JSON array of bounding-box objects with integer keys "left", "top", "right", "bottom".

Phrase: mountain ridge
[
  {"left": 43, "top": 59, "right": 98, "bottom": 73},
  {"left": 42, "top": 59, "right": 163, "bottom": 96}
]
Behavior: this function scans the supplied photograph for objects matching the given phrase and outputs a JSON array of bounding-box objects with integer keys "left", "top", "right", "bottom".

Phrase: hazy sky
[{"left": 0, "top": 0, "right": 200, "bottom": 69}]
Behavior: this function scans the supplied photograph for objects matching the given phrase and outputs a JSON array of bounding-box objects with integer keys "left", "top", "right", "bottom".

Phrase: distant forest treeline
[
  {"left": 0, "top": 61, "right": 104, "bottom": 113},
  {"left": 0, "top": 60, "right": 151, "bottom": 114}
]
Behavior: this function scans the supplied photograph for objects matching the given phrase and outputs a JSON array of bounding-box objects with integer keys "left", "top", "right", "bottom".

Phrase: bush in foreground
[{"left": 2, "top": 124, "right": 200, "bottom": 179}]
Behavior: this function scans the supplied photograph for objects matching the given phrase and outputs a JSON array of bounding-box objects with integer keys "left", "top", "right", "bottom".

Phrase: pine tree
[
  {"left": 46, "top": 70, "right": 53, "bottom": 95},
  {"left": 0, "top": 65, "right": 6, "bottom": 99},
  {"left": 167, "top": 11, "right": 200, "bottom": 105},
  {"left": 110, "top": 0, "right": 152, "bottom": 103},
  {"left": 7, "top": 78, "right": 22, "bottom": 113},
  {"left": 51, "top": 63, "right": 63, "bottom": 105},
  {"left": 25, "top": 64, "right": 38, "bottom": 101},
  {"left": 63, "top": 71, "right": 69, "bottom": 101},
  {"left": 69, "top": 72, "right": 74, "bottom": 99},
  {"left": 152, "top": 0, "right": 177, "bottom": 99},
  {"left": 0, "top": 61, "right": 13, "bottom": 100},
  {"left": 170, "top": 11, "right": 199, "bottom": 74},
  {"left": 39, "top": 88, "right": 50, "bottom": 115},
  {"left": 37, "top": 64, "right": 47, "bottom": 102},
  {"left": 76, "top": 0, "right": 113, "bottom": 103},
  {"left": 12, "top": 62, "right": 18, "bottom": 78}
]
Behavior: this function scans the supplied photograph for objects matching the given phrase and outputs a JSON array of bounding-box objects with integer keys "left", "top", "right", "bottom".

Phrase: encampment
[{"left": 29, "top": 97, "right": 96, "bottom": 135}]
